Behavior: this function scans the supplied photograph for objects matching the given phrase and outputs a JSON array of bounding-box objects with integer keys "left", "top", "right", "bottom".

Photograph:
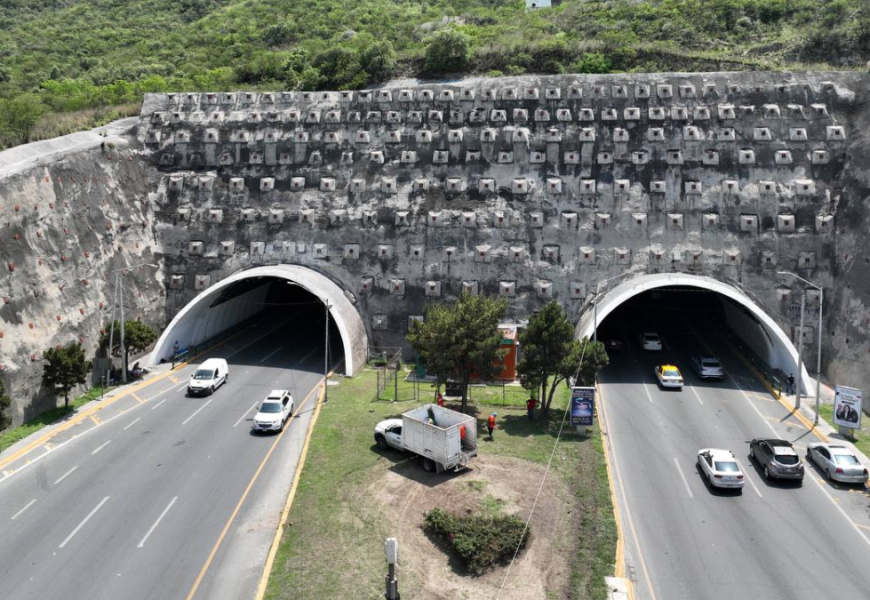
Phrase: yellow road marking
[
  {"left": 168, "top": 375, "right": 179, "bottom": 385},
  {"left": 597, "top": 382, "right": 640, "bottom": 600},
  {"left": 90, "top": 415, "right": 102, "bottom": 426},
  {"left": 132, "top": 393, "right": 144, "bottom": 405},
  {"left": 855, "top": 523, "right": 870, "bottom": 532},
  {"left": 185, "top": 378, "right": 327, "bottom": 600},
  {"left": 255, "top": 384, "right": 327, "bottom": 600}
]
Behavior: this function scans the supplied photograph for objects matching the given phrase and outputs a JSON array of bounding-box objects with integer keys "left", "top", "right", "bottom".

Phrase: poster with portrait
[
  {"left": 571, "top": 386, "right": 595, "bottom": 427},
  {"left": 834, "top": 385, "right": 863, "bottom": 429}
]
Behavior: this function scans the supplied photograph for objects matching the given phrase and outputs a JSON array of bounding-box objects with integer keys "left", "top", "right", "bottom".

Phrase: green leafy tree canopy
[
  {"left": 423, "top": 28, "right": 471, "bottom": 75},
  {"left": 0, "top": 376, "right": 12, "bottom": 431},
  {"left": 99, "top": 320, "right": 158, "bottom": 365},
  {"left": 42, "top": 342, "right": 92, "bottom": 409},
  {"left": 408, "top": 292, "right": 508, "bottom": 413}
]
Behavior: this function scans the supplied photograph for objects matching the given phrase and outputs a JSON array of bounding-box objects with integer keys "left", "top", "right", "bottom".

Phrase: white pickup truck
[{"left": 374, "top": 404, "right": 478, "bottom": 473}]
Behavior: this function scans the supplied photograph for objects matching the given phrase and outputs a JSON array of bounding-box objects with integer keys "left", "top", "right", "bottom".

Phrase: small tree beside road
[
  {"left": 0, "top": 377, "right": 12, "bottom": 431},
  {"left": 42, "top": 342, "right": 92, "bottom": 409},
  {"left": 408, "top": 292, "right": 508, "bottom": 414},
  {"left": 99, "top": 320, "right": 157, "bottom": 368},
  {"left": 517, "top": 302, "right": 609, "bottom": 417}
]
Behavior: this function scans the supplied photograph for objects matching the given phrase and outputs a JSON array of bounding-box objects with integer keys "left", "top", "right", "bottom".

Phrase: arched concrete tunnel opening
[
  {"left": 578, "top": 274, "right": 810, "bottom": 393},
  {"left": 149, "top": 265, "right": 368, "bottom": 377}
]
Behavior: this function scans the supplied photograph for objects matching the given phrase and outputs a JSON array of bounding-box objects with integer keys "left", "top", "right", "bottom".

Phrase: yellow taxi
[{"left": 655, "top": 364, "right": 684, "bottom": 389}]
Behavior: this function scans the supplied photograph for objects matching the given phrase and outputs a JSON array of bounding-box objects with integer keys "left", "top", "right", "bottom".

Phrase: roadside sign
[
  {"left": 834, "top": 385, "right": 863, "bottom": 429},
  {"left": 571, "top": 386, "right": 595, "bottom": 427}
]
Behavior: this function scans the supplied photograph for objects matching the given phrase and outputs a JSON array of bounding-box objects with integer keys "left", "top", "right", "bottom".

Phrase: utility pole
[
  {"left": 107, "top": 274, "right": 119, "bottom": 387},
  {"left": 814, "top": 288, "right": 824, "bottom": 425},
  {"left": 795, "top": 292, "right": 806, "bottom": 409},
  {"left": 120, "top": 274, "right": 127, "bottom": 384}
]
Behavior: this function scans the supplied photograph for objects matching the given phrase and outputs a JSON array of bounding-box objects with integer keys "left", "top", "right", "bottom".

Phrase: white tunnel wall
[{"left": 721, "top": 298, "right": 776, "bottom": 366}]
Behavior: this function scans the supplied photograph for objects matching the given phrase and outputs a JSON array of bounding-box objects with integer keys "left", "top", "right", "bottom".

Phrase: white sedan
[
  {"left": 640, "top": 332, "right": 663, "bottom": 351},
  {"left": 697, "top": 448, "right": 745, "bottom": 490},
  {"left": 807, "top": 443, "right": 869, "bottom": 484},
  {"left": 252, "top": 389, "right": 294, "bottom": 433}
]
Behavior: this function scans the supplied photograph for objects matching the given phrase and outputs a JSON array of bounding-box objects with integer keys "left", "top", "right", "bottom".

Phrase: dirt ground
[{"left": 365, "top": 454, "right": 577, "bottom": 600}]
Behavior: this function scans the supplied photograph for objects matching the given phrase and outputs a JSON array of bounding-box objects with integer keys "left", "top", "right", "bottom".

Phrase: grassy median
[
  {"left": 265, "top": 367, "right": 616, "bottom": 599},
  {"left": 818, "top": 404, "right": 870, "bottom": 457}
]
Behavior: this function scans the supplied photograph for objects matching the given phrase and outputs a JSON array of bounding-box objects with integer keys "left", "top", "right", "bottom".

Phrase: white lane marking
[
  {"left": 260, "top": 346, "right": 283, "bottom": 363},
  {"left": 54, "top": 465, "right": 78, "bottom": 485},
  {"left": 299, "top": 347, "right": 318, "bottom": 363},
  {"left": 733, "top": 459, "right": 763, "bottom": 497},
  {"left": 690, "top": 385, "right": 704, "bottom": 405},
  {"left": 182, "top": 398, "right": 214, "bottom": 426},
  {"left": 58, "top": 496, "right": 110, "bottom": 548},
  {"left": 11, "top": 499, "right": 37, "bottom": 521},
  {"left": 175, "top": 382, "right": 188, "bottom": 392},
  {"left": 234, "top": 402, "right": 259, "bottom": 428},
  {"left": 673, "top": 458, "right": 694, "bottom": 498},
  {"left": 643, "top": 384, "right": 654, "bottom": 403},
  {"left": 137, "top": 496, "right": 178, "bottom": 548},
  {"left": 123, "top": 417, "right": 141, "bottom": 431},
  {"left": 728, "top": 373, "right": 775, "bottom": 434},
  {"left": 151, "top": 398, "right": 168, "bottom": 410},
  {"left": 91, "top": 440, "right": 112, "bottom": 455}
]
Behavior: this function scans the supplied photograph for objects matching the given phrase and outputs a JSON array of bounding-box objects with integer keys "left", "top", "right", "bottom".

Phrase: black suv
[{"left": 749, "top": 438, "right": 804, "bottom": 482}]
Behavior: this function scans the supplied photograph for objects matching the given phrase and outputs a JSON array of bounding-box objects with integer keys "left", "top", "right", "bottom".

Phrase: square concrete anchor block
[
  {"left": 614, "top": 128, "right": 629, "bottom": 143},
  {"left": 429, "top": 211, "right": 447, "bottom": 227},
  {"left": 648, "top": 128, "right": 665, "bottom": 142},
  {"left": 799, "top": 252, "right": 817, "bottom": 268},
  {"left": 614, "top": 180, "right": 630, "bottom": 195},
  {"left": 826, "top": 126, "right": 846, "bottom": 141},
  {"left": 394, "top": 211, "right": 409, "bottom": 226},
  {"left": 668, "top": 213, "right": 684, "bottom": 230},
  {"left": 564, "top": 151, "right": 580, "bottom": 165},
  {"left": 595, "top": 213, "right": 612, "bottom": 229},
  {"left": 382, "top": 178, "right": 398, "bottom": 194},
  {"left": 189, "top": 241, "right": 204, "bottom": 255},
  {"left": 269, "top": 209, "right": 284, "bottom": 224},
  {"left": 614, "top": 248, "right": 631, "bottom": 265},
  {"left": 359, "top": 277, "right": 374, "bottom": 294},
  {"left": 343, "top": 244, "right": 360, "bottom": 260},
  {"left": 739, "top": 214, "right": 758, "bottom": 232},
  {"left": 425, "top": 281, "right": 442, "bottom": 297},
  {"left": 170, "top": 274, "right": 185, "bottom": 290},
  {"left": 794, "top": 179, "right": 815, "bottom": 196},
  {"left": 462, "top": 212, "right": 477, "bottom": 228},
  {"left": 208, "top": 209, "right": 223, "bottom": 223},
  {"left": 579, "top": 247, "right": 596, "bottom": 264},
  {"left": 556, "top": 108, "right": 572, "bottom": 122},
  {"left": 446, "top": 177, "right": 463, "bottom": 193},
  {"left": 377, "top": 244, "right": 394, "bottom": 259},
  {"left": 413, "top": 178, "right": 430, "bottom": 192},
  {"left": 372, "top": 314, "right": 387, "bottom": 330},
  {"left": 229, "top": 177, "right": 245, "bottom": 192},
  {"left": 579, "top": 127, "right": 596, "bottom": 142},
  {"left": 329, "top": 210, "right": 346, "bottom": 226},
  {"left": 754, "top": 127, "right": 773, "bottom": 142},
  {"left": 667, "top": 150, "right": 684, "bottom": 165},
  {"left": 580, "top": 179, "right": 596, "bottom": 195},
  {"left": 462, "top": 280, "right": 479, "bottom": 296},
  {"left": 290, "top": 177, "right": 306, "bottom": 191},
  {"left": 478, "top": 178, "right": 495, "bottom": 194},
  {"left": 530, "top": 212, "right": 544, "bottom": 228},
  {"left": 725, "top": 250, "right": 741, "bottom": 264},
  {"left": 812, "top": 150, "right": 829, "bottom": 165},
  {"left": 537, "top": 280, "right": 553, "bottom": 298},
  {"left": 250, "top": 241, "right": 265, "bottom": 255},
  {"left": 386, "top": 111, "right": 402, "bottom": 124},
  {"left": 409, "top": 245, "right": 425, "bottom": 261},
  {"left": 578, "top": 108, "right": 594, "bottom": 122},
  {"left": 762, "top": 251, "right": 777, "bottom": 268},
  {"left": 569, "top": 282, "right": 587, "bottom": 299},
  {"left": 624, "top": 107, "right": 641, "bottom": 121},
  {"left": 530, "top": 151, "right": 546, "bottom": 164},
  {"left": 168, "top": 175, "right": 185, "bottom": 192},
  {"left": 738, "top": 149, "right": 755, "bottom": 165},
  {"left": 177, "top": 207, "right": 192, "bottom": 222},
  {"left": 475, "top": 245, "right": 492, "bottom": 263},
  {"left": 543, "top": 245, "right": 560, "bottom": 261},
  {"left": 195, "top": 275, "right": 211, "bottom": 290},
  {"left": 299, "top": 209, "right": 314, "bottom": 225},
  {"left": 320, "top": 178, "right": 336, "bottom": 192},
  {"left": 685, "top": 181, "right": 702, "bottom": 195},
  {"left": 240, "top": 208, "right": 258, "bottom": 222},
  {"left": 815, "top": 215, "right": 834, "bottom": 231},
  {"left": 220, "top": 241, "right": 235, "bottom": 256},
  {"left": 434, "top": 150, "right": 450, "bottom": 164},
  {"left": 260, "top": 178, "right": 275, "bottom": 192},
  {"left": 775, "top": 150, "right": 793, "bottom": 165},
  {"left": 313, "top": 243, "right": 328, "bottom": 259},
  {"left": 722, "top": 180, "right": 739, "bottom": 194},
  {"left": 510, "top": 246, "right": 525, "bottom": 262},
  {"left": 703, "top": 213, "right": 719, "bottom": 230},
  {"left": 703, "top": 150, "right": 720, "bottom": 165},
  {"left": 649, "top": 107, "right": 666, "bottom": 121},
  {"left": 632, "top": 151, "right": 649, "bottom": 165},
  {"left": 547, "top": 178, "right": 563, "bottom": 194},
  {"left": 598, "top": 151, "right": 613, "bottom": 164},
  {"left": 511, "top": 178, "right": 529, "bottom": 194},
  {"left": 693, "top": 106, "right": 711, "bottom": 120},
  {"left": 493, "top": 211, "right": 509, "bottom": 227},
  {"left": 632, "top": 213, "right": 647, "bottom": 229},
  {"left": 671, "top": 106, "right": 689, "bottom": 120},
  {"left": 389, "top": 279, "right": 405, "bottom": 296},
  {"left": 401, "top": 150, "right": 418, "bottom": 164},
  {"left": 499, "top": 281, "right": 517, "bottom": 297}
]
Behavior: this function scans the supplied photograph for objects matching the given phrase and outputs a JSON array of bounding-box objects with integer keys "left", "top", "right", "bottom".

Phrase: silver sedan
[{"left": 807, "top": 443, "right": 869, "bottom": 484}]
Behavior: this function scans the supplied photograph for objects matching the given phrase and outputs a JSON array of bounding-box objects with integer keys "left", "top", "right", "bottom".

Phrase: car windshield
[
  {"left": 714, "top": 461, "right": 740, "bottom": 473},
  {"left": 776, "top": 454, "right": 799, "bottom": 465},
  {"left": 834, "top": 454, "right": 860, "bottom": 465},
  {"left": 702, "top": 359, "right": 721, "bottom": 368},
  {"left": 259, "top": 402, "right": 282, "bottom": 413},
  {"left": 645, "top": 335, "right": 660, "bottom": 341},
  {"left": 663, "top": 368, "right": 680, "bottom": 377},
  {"left": 193, "top": 369, "right": 214, "bottom": 380}
]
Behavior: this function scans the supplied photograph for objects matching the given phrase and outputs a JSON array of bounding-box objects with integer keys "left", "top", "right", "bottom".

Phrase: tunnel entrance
[
  {"left": 148, "top": 265, "right": 368, "bottom": 376},
  {"left": 577, "top": 274, "right": 810, "bottom": 391}
]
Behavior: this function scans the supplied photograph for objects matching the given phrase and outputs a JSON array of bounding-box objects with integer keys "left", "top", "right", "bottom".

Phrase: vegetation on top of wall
[{"left": 0, "top": 0, "right": 868, "bottom": 148}]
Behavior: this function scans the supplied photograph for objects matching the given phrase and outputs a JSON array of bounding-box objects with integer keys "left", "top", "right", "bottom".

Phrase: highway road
[
  {"left": 0, "top": 306, "right": 331, "bottom": 600},
  {"left": 600, "top": 299, "right": 870, "bottom": 600}
]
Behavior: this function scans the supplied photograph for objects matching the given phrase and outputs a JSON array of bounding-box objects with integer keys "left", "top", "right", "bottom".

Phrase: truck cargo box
[{"left": 402, "top": 404, "right": 478, "bottom": 472}]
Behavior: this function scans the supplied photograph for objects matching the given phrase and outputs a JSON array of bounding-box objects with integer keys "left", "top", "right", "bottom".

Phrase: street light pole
[
  {"left": 795, "top": 292, "right": 805, "bottom": 409},
  {"left": 119, "top": 273, "right": 127, "bottom": 384},
  {"left": 778, "top": 271, "right": 823, "bottom": 423}
]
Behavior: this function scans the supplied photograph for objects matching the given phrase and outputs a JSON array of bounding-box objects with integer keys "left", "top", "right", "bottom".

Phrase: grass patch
[
  {"left": 818, "top": 404, "right": 870, "bottom": 457},
  {"left": 468, "top": 383, "right": 530, "bottom": 408},
  {"left": 0, "top": 386, "right": 114, "bottom": 453},
  {"left": 265, "top": 370, "right": 616, "bottom": 599}
]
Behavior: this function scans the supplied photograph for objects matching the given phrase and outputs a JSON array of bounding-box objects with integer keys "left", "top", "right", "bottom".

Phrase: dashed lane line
[
  {"left": 137, "top": 496, "right": 178, "bottom": 548},
  {"left": 10, "top": 499, "right": 37, "bottom": 521},
  {"left": 234, "top": 402, "right": 259, "bottom": 428},
  {"left": 91, "top": 440, "right": 111, "bottom": 455},
  {"left": 259, "top": 346, "right": 283, "bottom": 363},
  {"left": 734, "top": 459, "right": 763, "bottom": 498},
  {"left": 123, "top": 417, "right": 141, "bottom": 431},
  {"left": 673, "top": 457, "right": 694, "bottom": 498},
  {"left": 182, "top": 399, "right": 214, "bottom": 426},
  {"left": 58, "top": 496, "right": 110, "bottom": 549},
  {"left": 53, "top": 465, "right": 78, "bottom": 485}
]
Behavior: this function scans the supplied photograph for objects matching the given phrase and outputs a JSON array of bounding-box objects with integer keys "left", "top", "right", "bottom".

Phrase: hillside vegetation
[{"left": 0, "top": 0, "right": 868, "bottom": 148}]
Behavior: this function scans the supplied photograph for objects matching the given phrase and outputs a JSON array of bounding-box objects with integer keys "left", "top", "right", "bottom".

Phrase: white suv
[{"left": 252, "top": 390, "right": 294, "bottom": 433}]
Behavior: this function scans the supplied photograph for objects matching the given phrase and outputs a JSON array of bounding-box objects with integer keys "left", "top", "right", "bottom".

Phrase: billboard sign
[
  {"left": 571, "top": 386, "right": 595, "bottom": 427},
  {"left": 834, "top": 386, "right": 863, "bottom": 429}
]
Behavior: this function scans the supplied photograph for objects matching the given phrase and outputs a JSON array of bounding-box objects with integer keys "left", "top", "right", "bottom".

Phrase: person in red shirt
[
  {"left": 436, "top": 392, "right": 444, "bottom": 407},
  {"left": 487, "top": 413, "right": 497, "bottom": 439},
  {"left": 526, "top": 396, "right": 538, "bottom": 421}
]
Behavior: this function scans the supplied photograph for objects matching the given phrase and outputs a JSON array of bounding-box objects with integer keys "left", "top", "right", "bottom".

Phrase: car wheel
[
  {"left": 708, "top": 474, "right": 714, "bottom": 488},
  {"left": 750, "top": 447, "right": 756, "bottom": 462},
  {"left": 763, "top": 465, "right": 771, "bottom": 480},
  {"left": 422, "top": 458, "right": 436, "bottom": 473},
  {"left": 210, "top": 385, "right": 215, "bottom": 395},
  {"left": 375, "top": 435, "right": 388, "bottom": 451}
]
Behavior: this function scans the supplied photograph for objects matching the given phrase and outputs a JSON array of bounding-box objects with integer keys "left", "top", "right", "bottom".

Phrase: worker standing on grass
[
  {"left": 526, "top": 396, "right": 538, "bottom": 421},
  {"left": 487, "top": 413, "right": 497, "bottom": 440},
  {"left": 436, "top": 392, "right": 444, "bottom": 407}
]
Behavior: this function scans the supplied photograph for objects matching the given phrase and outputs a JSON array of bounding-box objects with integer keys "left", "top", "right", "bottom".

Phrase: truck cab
[{"left": 374, "top": 418, "right": 403, "bottom": 451}]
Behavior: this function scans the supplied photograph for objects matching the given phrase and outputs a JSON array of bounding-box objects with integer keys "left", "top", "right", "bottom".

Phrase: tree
[
  {"left": 517, "top": 302, "right": 609, "bottom": 417},
  {"left": 0, "top": 376, "right": 11, "bottom": 431},
  {"left": 99, "top": 320, "right": 157, "bottom": 369},
  {"left": 43, "top": 342, "right": 92, "bottom": 409},
  {"left": 423, "top": 28, "right": 471, "bottom": 75},
  {"left": 408, "top": 293, "right": 508, "bottom": 414},
  {"left": 359, "top": 40, "right": 396, "bottom": 82}
]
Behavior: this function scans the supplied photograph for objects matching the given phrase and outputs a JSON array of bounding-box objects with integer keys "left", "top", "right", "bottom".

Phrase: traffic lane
[
  {"left": 0, "top": 324, "right": 323, "bottom": 600},
  {"left": 602, "top": 343, "right": 870, "bottom": 600}
]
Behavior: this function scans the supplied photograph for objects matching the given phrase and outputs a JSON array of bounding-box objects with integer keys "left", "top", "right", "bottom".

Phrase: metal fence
[{"left": 371, "top": 347, "right": 420, "bottom": 402}]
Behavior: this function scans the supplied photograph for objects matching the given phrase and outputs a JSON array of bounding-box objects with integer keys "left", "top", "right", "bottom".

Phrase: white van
[{"left": 187, "top": 358, "right": 229, "bottom": 396}]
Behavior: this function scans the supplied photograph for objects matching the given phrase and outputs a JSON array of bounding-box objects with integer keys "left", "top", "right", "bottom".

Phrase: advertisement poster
[
  {"left": 834, "top": 385, "right": 863, "bottom": 429},
  {"left": 571, "top": 387, "right": 595, "bottom": 427}
]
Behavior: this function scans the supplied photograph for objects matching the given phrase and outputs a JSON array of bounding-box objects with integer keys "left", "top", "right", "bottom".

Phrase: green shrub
[
  {"left": 423, "top": 28, "right": 471, "bottom": 75},
  {"left": 424, "top": 507, "right": 530, "bottom": 575},
  {"left": 359, "top": 41, "right": 397, "bottom": 83},
  {"left": 571, "top": 52, "right": 612, "bottom": 74}
]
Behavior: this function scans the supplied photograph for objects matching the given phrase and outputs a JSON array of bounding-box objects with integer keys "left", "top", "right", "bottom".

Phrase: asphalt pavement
[
  {"left": 600, "top": 316, "right": 870, "bottom": 600},
  {"left": 0, "top": 308, "right": 329, "bottom": 600}
]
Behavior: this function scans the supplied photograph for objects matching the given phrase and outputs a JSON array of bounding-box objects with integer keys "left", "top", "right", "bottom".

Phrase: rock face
[{"left": 2, "top": 73, "right": 870, "bottom": 425}]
